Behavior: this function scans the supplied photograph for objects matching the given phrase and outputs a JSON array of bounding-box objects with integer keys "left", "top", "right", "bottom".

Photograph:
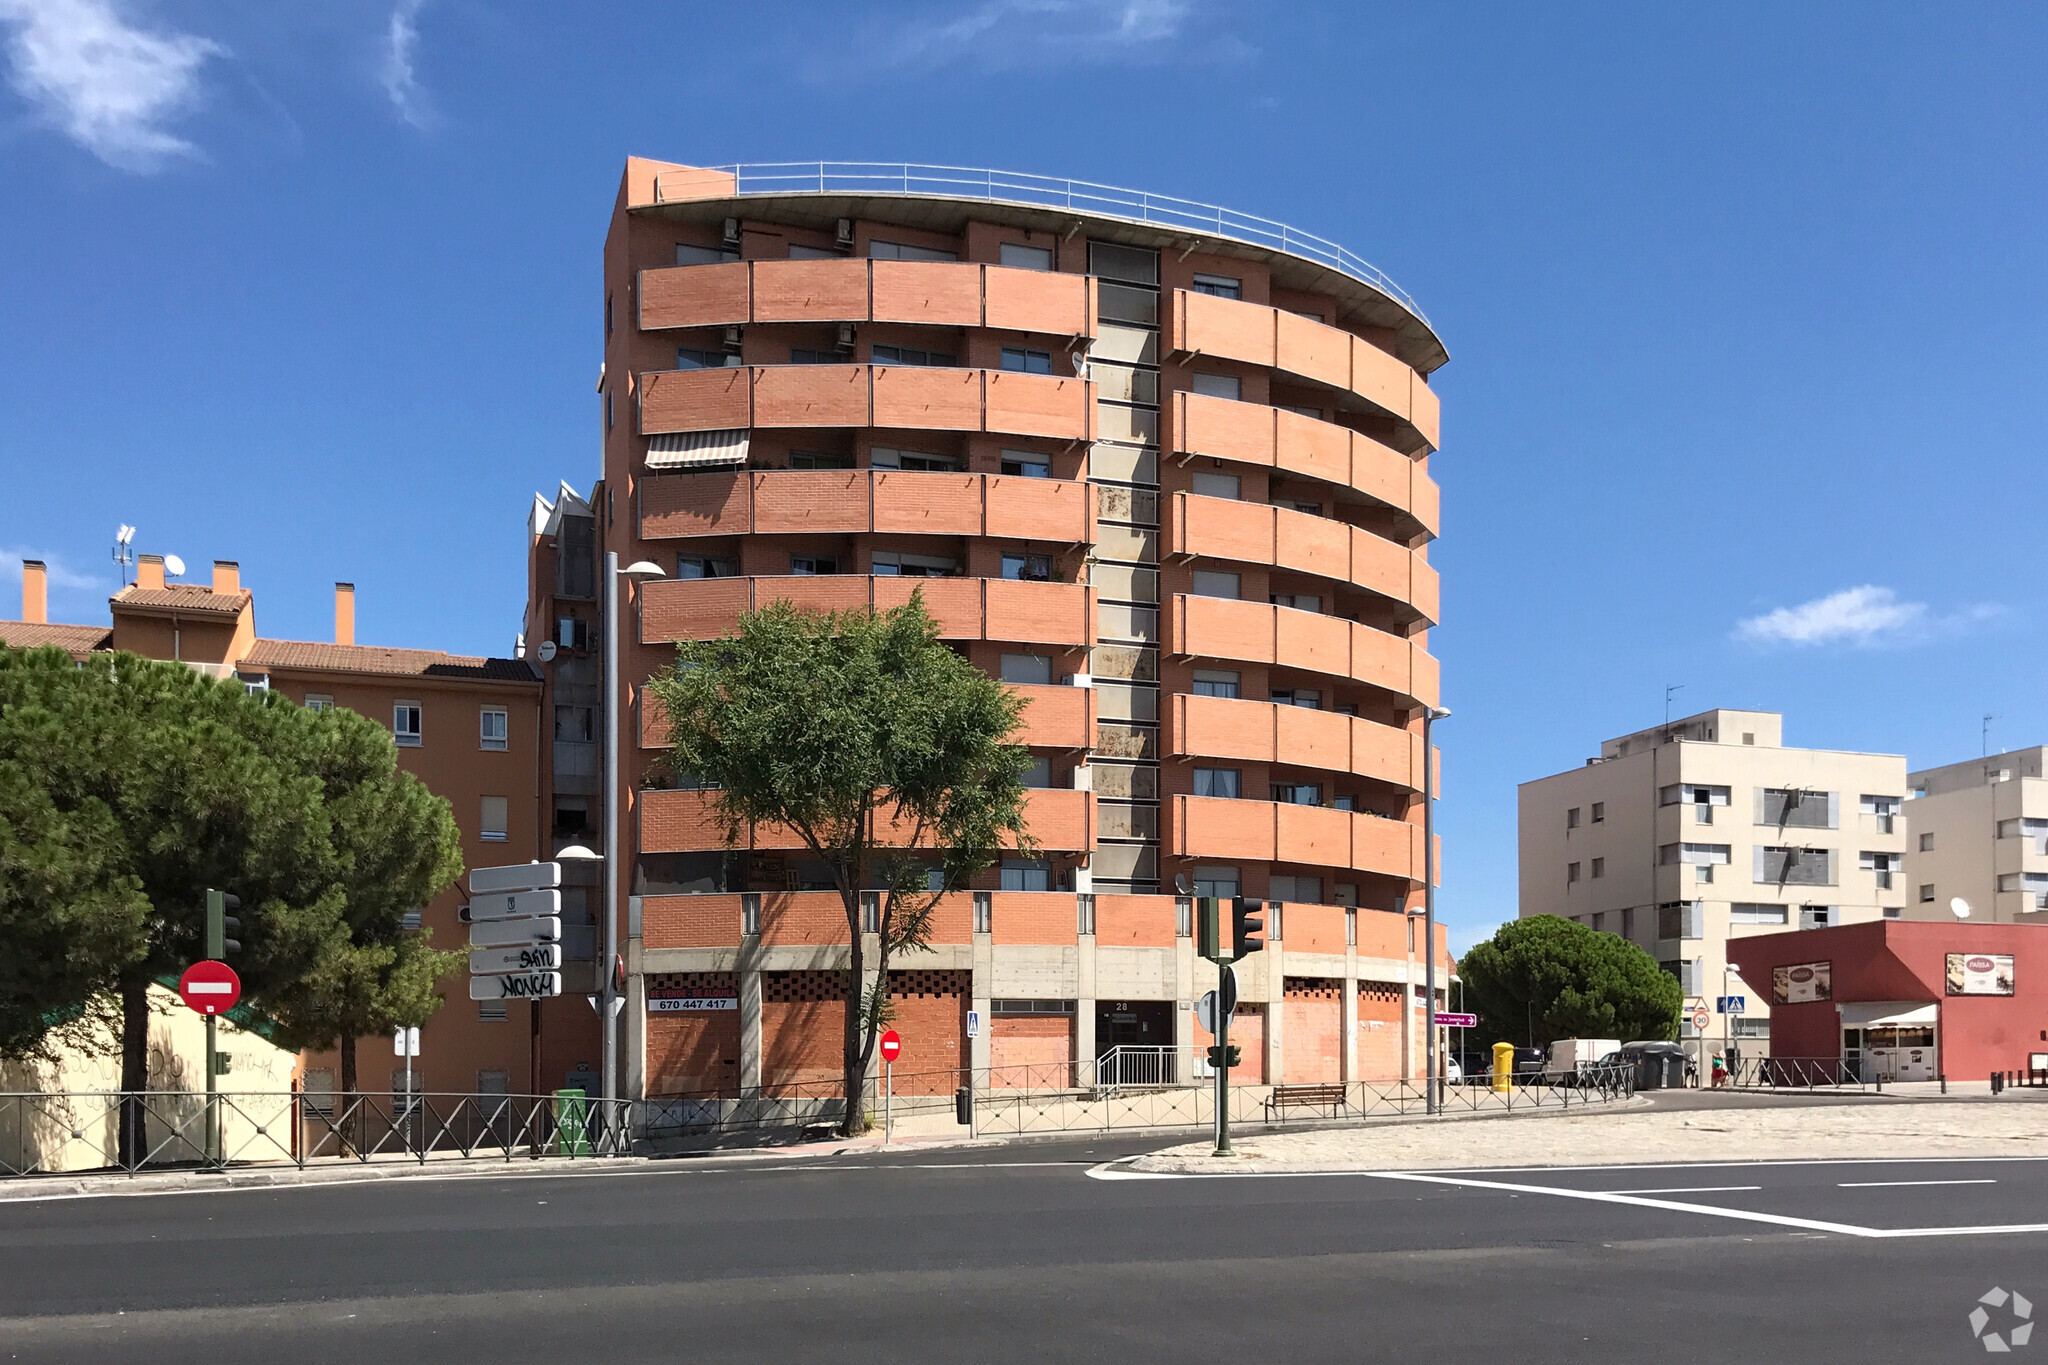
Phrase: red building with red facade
[{"left": 1728, "top": 921, "right": 2048, "bottom": 1082}]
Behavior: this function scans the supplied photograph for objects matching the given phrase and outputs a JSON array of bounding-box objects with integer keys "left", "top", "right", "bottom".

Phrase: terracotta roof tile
[
  {"left": 111, "top": 585, "right": 250, "bottom": 618},
  {"left": 0, "top": 621, "right": 114, "bottom": 656},
  {"left": 243, "top": 639, "right": 538, "bottom": 684}
]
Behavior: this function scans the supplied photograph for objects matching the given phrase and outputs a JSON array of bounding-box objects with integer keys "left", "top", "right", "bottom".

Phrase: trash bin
[{"left": 1632, "top": 1052, "right": 1685, "bottom": 1090}]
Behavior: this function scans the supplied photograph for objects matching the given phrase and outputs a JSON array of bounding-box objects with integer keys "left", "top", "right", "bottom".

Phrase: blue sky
[{"left": 3, "top": 1, "right": 2045, "bottom": 951}]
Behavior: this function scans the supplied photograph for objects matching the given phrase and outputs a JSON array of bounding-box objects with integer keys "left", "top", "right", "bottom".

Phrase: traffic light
[
  {"left": 1195, "top": 897, "right": 1220, "bottom": 961},
  {"left": 206, "top": 889, "right": 241, "bottom": 961},
  {"left": 1231, "top": 897, "right": 1264, "bottom": 960},
  {"left": 1205, "top": 1045, "right": 1242, "bottom": 1069}
]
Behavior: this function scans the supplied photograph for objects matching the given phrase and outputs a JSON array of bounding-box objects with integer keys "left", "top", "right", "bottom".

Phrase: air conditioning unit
[
  {"left": 1071, "top": 766, "right": 1092, "bottom": 792},
  {"left": 1062, "top": 672, "right": 1093, "bottom": 688},
  {"left": 722, "top": 217, "right": 741, "bottom": 247},
  {"left": 835, "top": 322, "right": 857, "bottom": 354},
  {"left": 836, "top": 217, "right": 854, "bottom": 247},
  {"left": 722, "top": 325, "right": 744, "bottom": 355}
]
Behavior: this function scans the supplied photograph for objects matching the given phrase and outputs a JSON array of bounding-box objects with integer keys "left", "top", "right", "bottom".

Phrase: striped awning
[{"left": 646, "top": 429, "right": 749, "bottom": 470}]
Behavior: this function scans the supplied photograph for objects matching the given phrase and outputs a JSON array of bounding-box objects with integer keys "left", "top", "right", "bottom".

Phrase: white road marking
[
  {"left": 1608, "top": 1185, "right": 1763, "bottom": 1195},
  {"left": 1838, "top": 1178, "right": 1998, "bottom": 1188}
]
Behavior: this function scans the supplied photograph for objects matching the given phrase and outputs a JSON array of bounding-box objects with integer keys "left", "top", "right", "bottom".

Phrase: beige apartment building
[
  {"left": 1903, "top": 747, "right": 2048, "bottom": 924},
  {"left": 1519, "top": 709, "right": 1909, "bottom": 1058}
]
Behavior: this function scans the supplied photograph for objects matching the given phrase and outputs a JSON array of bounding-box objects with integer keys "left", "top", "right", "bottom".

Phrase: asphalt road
[{"left": 2, "top": 1134, "right": 2044, "bottom": 1363}]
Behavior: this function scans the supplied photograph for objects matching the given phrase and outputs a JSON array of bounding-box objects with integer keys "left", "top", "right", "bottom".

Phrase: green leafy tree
[
  {"left": 1458, "top": 914, "right": 1682, "bottom": 1048},
  {"left": 644, "top": 595, "right": 1033, "bottom": 1136},
  {"left": 256, "top": 704, "right": 464, "bottom": 1102}
]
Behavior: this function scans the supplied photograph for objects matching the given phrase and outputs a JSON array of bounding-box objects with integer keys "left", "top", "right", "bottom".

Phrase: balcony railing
[{"left": 660, "top": 162, "right": 1432, "bottom": 330}]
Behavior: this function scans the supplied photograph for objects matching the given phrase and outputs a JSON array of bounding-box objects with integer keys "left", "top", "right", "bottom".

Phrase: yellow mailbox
[{"left": 1492, "top": 1040, "right": 1516, "bottom": 1094}]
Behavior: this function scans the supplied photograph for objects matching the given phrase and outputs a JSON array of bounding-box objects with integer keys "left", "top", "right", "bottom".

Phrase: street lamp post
[
  {"left": 1422, "top": 705, "right": 1450, "bottom": 1115},
  {"left": 602, "top": 552, "right": 665, "bottom": 1118}
]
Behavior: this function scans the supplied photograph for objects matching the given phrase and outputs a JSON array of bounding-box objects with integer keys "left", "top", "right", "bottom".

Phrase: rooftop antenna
[
  {"left": 1665, "top": 683, "right": 1684, "bottom": 728},
  {"left": 163, "top": 554, "right": 187, "bottom": 580},
  {"left": 1983, "top": 714, "right": 1997, "bottom": 758},
  {"left": 111, "top": 525, "right": 136, "bottom": 586}
]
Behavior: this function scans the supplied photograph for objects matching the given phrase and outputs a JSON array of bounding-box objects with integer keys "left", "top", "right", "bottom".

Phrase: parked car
[{"left": 1545, "top": 1037, "right": 1621, "bottom": 1082}]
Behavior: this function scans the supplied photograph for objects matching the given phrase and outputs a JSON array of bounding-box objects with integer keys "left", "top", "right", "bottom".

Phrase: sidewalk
[{"left": 1130, "top": 1092, "right": 2048, "bottom": 1174}]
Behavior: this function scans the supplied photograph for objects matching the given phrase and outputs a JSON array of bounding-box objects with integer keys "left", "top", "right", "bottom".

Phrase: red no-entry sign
[
  {"left": 178, "top": 960, "right": 242, "bottom": 1016},
  {"left": 879, "top": 1029, "right": 902, "bottom": 1063}
]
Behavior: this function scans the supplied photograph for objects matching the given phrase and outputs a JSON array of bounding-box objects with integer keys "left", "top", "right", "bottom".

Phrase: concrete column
[
  {"left": 738, "top": 943, "right": 763, "bottom": 1092},
  {"left": 1341, "top": 963, "right": 1359, "bottom": 1085},
  {"left": 1076, "top": 927, "right": 1098, "bottom": 1076},
  {"left": 1265, "top": 912, "right": 1285, "bottom": 1084},
  {"left": 971, "top": 921, "right": 993, "bottom": 1079}
]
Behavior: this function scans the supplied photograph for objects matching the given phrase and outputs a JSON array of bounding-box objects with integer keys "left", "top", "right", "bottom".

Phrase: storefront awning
[
  {"left": 647, "top": 430, "right": 749, "bottom": 470},
  {"left": 1839, "top": 1001, "right": 1938, "bottom": 1028}
]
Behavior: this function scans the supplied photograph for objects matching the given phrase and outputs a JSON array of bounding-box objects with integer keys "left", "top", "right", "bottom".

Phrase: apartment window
[
  {"left": 1000, "top": 450, "right": 1050, "bottom": 477},
  {"left": 1191, "top": 570, "right": 1240, "bottom": 600},
  {"left": 552, "top": 797, "right": 591, "bottom": 841},
  {"left": 1567, "top": 862, "right": 1581, "bottom": 884},
  {"left": 554, "top": 705, "right": 594, "bottom": 743},
  {"left": 1190, "top": 372, "right": 1241, "bottom": 401},
  {"left": 676, "top": 243, "right": 737, "bottom": 265},
  {"left": 1077, "top": 894, "right": 1096, "bottom": 935},
  {"left": 1194, "top": 768, "right": 1241, "bottom": 799},
  {"left": 399, "top": 909, "right": 423, "bottom": 932},
  {"left": 1659, "top": 783, "right": 1730, "bottom": 807},
  {"left": 304, "top": 694, "right": 333, "bottom": 712},
  {"left": 392, "top": 703, "right": 422, "bottom": 747},
  {"left": 480, "top": 796, "right": 509, "bottom": 842},
  {"left": 1000, "top": 653, "right": 1053, "bottom": 686},
  {"left": 1860, "top": 851, "right": 1902, "bottom": 889},
  {"left": 1280, "top": 403, "right": 1322, "bottom": 420},
  {"left": 869, "top": 240, "right": 957, "bottom": 261},
  {"left": 1800, "top": 906, "right": 1835, "bottom": 931},
  {"left": 1756, "top": 846, "right": 1835, "bottom": 887},
  {"left": 741, "top": 894, "right": 762, "bottom": 935},
  {"left": 675, "top": 346, "right": 738, "bottom": 370},
  {"left": 479, "top": 707, "right": 509, "bottom": 752},
  {"left": 1270, "top": 592, "right": 1320, "bottom": 612},
  {"left": 870, "top": 446, "right": 963, "bottom": 472},
  {"left": 1000, "top": 242, "right": 1052, "bottom": 271},
  {"left": 1175, "top": 898, "right": 1194, "bottom": 937},
  {"left": 790, "top": 348, "right": 841, "bottom": 365},
  {"left": 788, "top": 450, "right": 853, "bottom": 470},
  {"left": 1000, "top": 346, "right": 1054, "bottom": 375},
  {"left": 1345, "top": 908, "right": 1357, "bottom": 946},
  {"left": 972, "top": 891, "right": 994, "bottom": 934},
  {"left": 1660, "top": 842, "right": 1731, "bottom": 866},
  {"left": 874, "top": 550, "right": 959, "bottom": 578},
  {"left": 1657, "top": 901, "right": 1704, "bottom": 940},
  {"left": 1021, "top": 756, "right": 1053, "bottom": 788},
  {"left": 860, "top": 891, "right": 882, "bottom": 933},
  {"left": 1272, "top": 782, "right": 1321, "bottom": 806},
  {"left": 1331, "top": 794, "right": 1356, "bottom": 812},
  {"left": 1591, "top": 857, "right": 1605, "bottom": 879},
  {"left": 478, "top": 999, "right": 508, "bottom": 1022},
  {"left": 1193, "top": 865, "right": 1239, "bottom": 899},
  {"left": 1000, "top": 857, "right": 1050, "bottom": 891},
  {"left": 1190, "top": 272, "right": 1241, "bottom": 299},
  {"left": 1731, "top": 902, "right": 1789, "bottom": 925},
  {"left": 872, "top": 343, "right": 956, "bottom": 367},
  {"left": 1919, "top": 832, "right": 1934, "bottom": 852},
  {"left": 1191, "top": 669, "right": 1240, "bottom": 699},
  {"left": 1567, "top": 807, "right": 1581, "bottom": 830},
  {"left": 1269, "top": 874, "right": 1320, "bottom": 904},
  {"left": 1191, "top": 471, "right": 1241, "bottom": 500},
  {"left": 478, "top": 1070, "right": 510, "bottom": 1097},
  {"left": 675, "top": 554, "right": 739, "bottom": 579},
  {"left": 1001, "top": 552, "right": 1053, "bottom": 582},
  {"left": 1591, "top": 802, "right": 1605, "bottom": 824},
  {"left": 1271, "top": 689, "right": 1320, "bottom": 709},
  {"left": 606, "top": 389, "right": 614, "bottom": 430},
  {"left": 790, "top": 555, "right": 839, "bottom": 575},
  {"left": 1919, "top": 883, "right": 1936, "bottom": 903},
  {"left": 557, "top": 617, "right": 591, "bottom": 651},
  {"left": 1759, "top": 788, "right": 1837, "bottom": 829},
  {"left": 1742, "top": 732, "right": 1755, "bottom": 745}
]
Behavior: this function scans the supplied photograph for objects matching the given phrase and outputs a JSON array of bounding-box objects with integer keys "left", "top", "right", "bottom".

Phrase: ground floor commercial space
[
  {"left": 1727, "top": 920, "right": 2048, "bottom": 1082},
  {"left": 624, "top": 891, "right": 1453, "bottom": 1099}
]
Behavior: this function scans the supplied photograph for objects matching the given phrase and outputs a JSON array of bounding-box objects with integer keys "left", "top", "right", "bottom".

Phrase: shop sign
[
  {"left": 1946, "top": 953, "right": 2016, "bottom": 996},
  {"left": 1772, "top": 960, "right": 1833, "bottom": 1004}
]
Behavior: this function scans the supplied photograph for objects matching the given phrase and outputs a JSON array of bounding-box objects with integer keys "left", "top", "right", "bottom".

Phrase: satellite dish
[
  {"left": 163, "top": 554, "right": 186, "bottom": 578},
  {"left": 536, "top": 640, "right": 558, "bottom": 663},
  {"left": 1951, "top": 897, "right": 1972, "bottom": 920}
]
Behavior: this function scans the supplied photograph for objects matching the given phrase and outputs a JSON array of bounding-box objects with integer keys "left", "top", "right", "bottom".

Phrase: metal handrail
[{"left": 658, "top": 161, "right": 1433, "bottom": 330}]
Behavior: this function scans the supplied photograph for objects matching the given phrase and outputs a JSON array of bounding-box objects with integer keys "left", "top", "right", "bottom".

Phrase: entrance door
[
  {"left": 1094, "top": 1001, "right": 1175, "bottom": 1084},
  {"left": 1865, "top": 1025, "right": 1937, "bottom": 1081}
]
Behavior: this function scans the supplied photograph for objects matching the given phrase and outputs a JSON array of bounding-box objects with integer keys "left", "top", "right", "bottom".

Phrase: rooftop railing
[{"left": 658, "top": 161, "right": 1432, "bottom": 330}]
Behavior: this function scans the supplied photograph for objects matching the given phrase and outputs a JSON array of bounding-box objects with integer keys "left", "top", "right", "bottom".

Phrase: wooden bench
[{"left": 1265, "top": 1083, "right": 1348, "bottom": 1120}]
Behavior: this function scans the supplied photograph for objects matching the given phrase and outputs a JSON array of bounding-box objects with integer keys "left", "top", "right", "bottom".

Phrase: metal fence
[
  {"left": 1724, "top": 1057, "right": 1876, "bottom": 1093},
  {"left": 638, "top": 1062, "right": 1635, "bottom": 1144},
  {"left": 0, "top": 1090, "right": 632, "bottom": 1177}
]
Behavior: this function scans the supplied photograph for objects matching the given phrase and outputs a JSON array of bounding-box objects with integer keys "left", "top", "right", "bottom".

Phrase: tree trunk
[
  {"left": 338, "top": 1030, "right": 358, "bottom": 1156},
  {"left": 841, "top": 894, "right": 867, "bottom": 1138},
  {"left": 116, "top": 975, "right": 150, "bottom": 1169}
]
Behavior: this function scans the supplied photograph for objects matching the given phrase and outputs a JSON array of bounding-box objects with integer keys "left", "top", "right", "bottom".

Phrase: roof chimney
[
  {"left": 137, "top": 555, "right": 165, "bottom": 591},
  {"left": 212, "top": 560, "right": 239, "bottom": 595},
  {"left": 21, "top": 560, "right": 47, "bottom": 624},
  {"left": 335, "top": 582, "right": 355, "bottom": 647}
]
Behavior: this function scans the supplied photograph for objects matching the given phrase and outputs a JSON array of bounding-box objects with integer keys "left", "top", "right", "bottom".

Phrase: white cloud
[
  {"left": 0, "top": 547, "right": 111, "bottom": 598},
  {"left": 378, "top": 0, "right": 432, "bottom": 130},
  {"left": 877, "top": 0, "right": 1249, "bottom": 72},
  {"left": 1734, "top": 585, "right": 2005, "bottom": 649},
  {"left": 0, "top": 0, "right": 224, "bottom": 172}
]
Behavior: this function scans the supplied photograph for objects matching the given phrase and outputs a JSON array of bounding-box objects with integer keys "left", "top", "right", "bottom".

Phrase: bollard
[
  {"left": 1940, "top": 1073, "right": 1947, "bottom": 1095},
  {"left": 955, "top": 1085, "right": 972, "bottom": 1125},
  {"left": 1491, "top": 1041, "right": 1514, "bottom": 1096}
]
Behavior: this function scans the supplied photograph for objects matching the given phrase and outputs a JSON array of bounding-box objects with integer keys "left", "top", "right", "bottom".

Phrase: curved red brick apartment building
[{"left": 554, "top": 159, "right": 1451, "bottom": 1099}]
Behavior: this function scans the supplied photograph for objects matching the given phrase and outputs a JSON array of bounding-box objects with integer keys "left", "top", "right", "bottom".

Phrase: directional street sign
[
  {"left": 879, "top": 1029, "right": 902, "bottom": 1063},
  {"left": 178, "top": 960, "right": 242, "bottom": 1016},
  {"left": 467, "top": 916, "right": 561, "bottom": 949},
  {"left": 468, "top": 971, "right": 562, "bottom": 1001},
  {"left": 462, "top": 889, "right": 561, "bottom": 923},
  {"left": 469, "top": 944, "right": 562, "bottom": 976},
  {"left": 1436, "top": 1011, "right": 1478, "bottom": 1029},
  {"left": 469, "top": 862, "right": 562, "bottom": 895},
  {"left": 393, "top": 1026, "right": 420, "bottom": 1057},
  {"left": 1717, "top": 995, "right": 1746, "bottom": 1015}
]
